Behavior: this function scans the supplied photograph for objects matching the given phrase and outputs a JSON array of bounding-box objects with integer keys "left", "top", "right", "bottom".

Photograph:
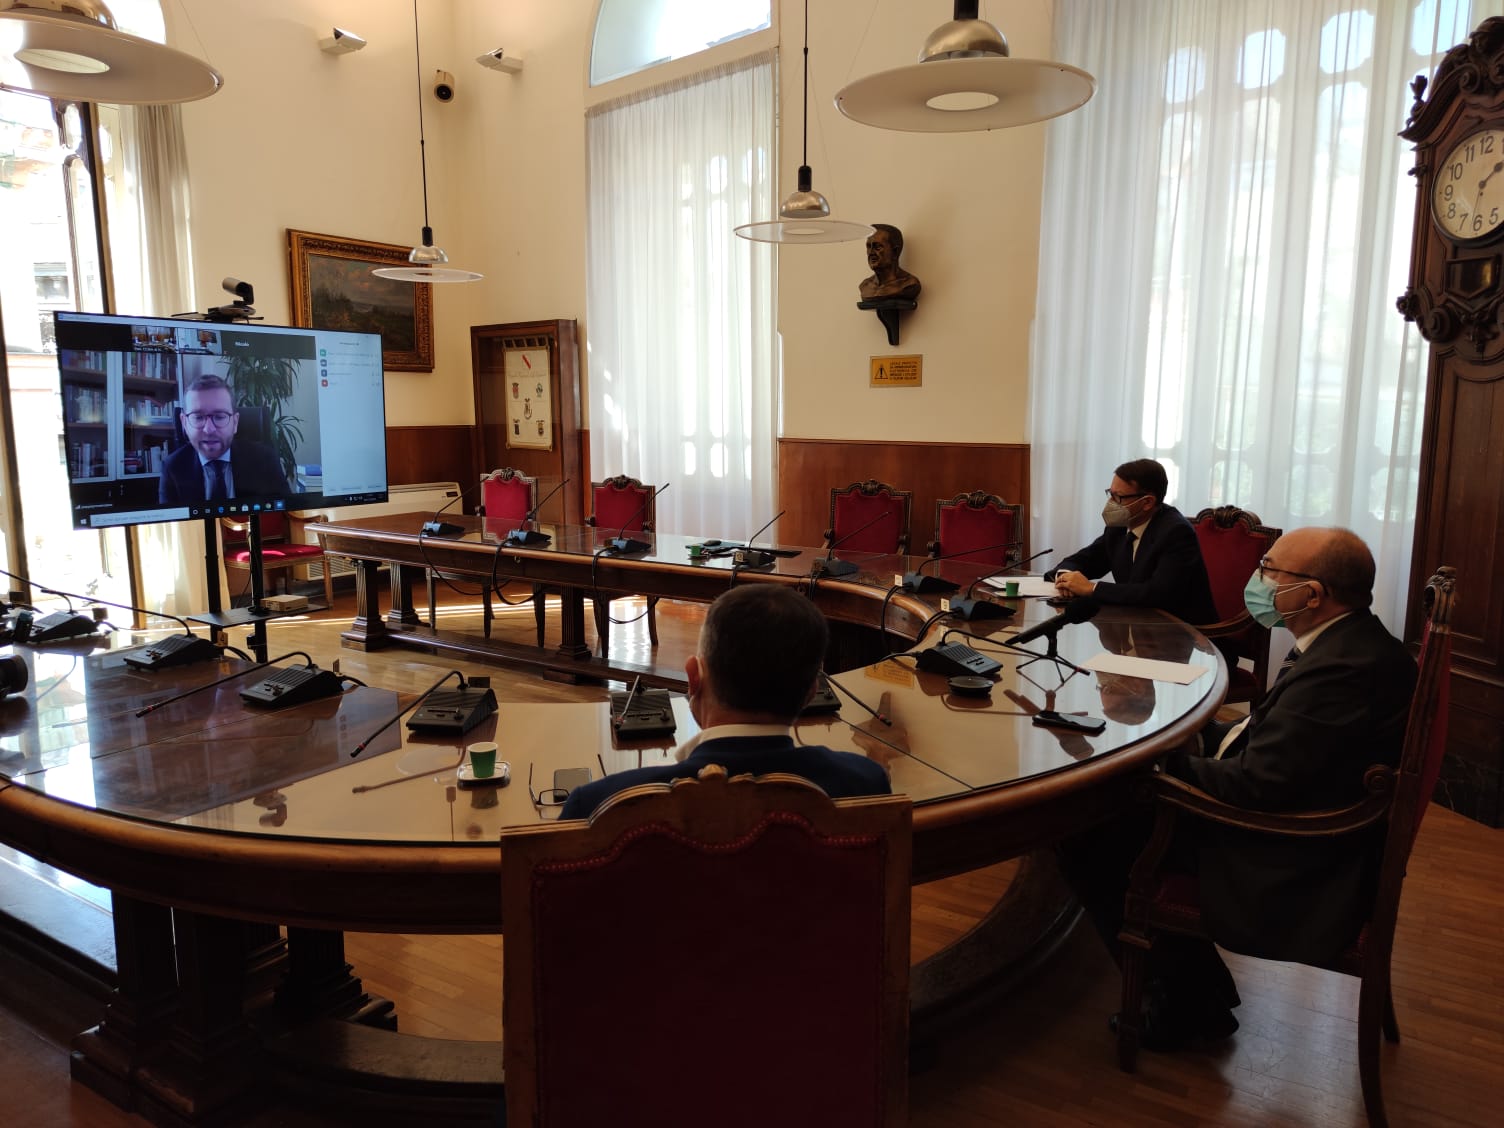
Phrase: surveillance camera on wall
[
  {"left": 319, "top": 28, "right": 366, "bottom": 55},
  {"left": 477, "top": 48, "right": 524, "bottom": 75},
  {"left": 433, "top": 70, "right": 456, "bottom": 102}
]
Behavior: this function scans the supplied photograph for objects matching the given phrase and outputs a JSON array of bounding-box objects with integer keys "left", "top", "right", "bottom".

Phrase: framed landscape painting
[{"left": 287, "top": 229, "right": 434, "bottom": 371}]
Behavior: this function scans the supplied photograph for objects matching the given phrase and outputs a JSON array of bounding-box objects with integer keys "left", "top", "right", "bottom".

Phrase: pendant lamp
[
  {"left": 373, "top": 0, "right": 481, "bottom": 283},
  {"left": 0, "top": 0, "right": 221, "bottom": 104},
  {"left": 735, "top": 0, "right": 871, "bottom": 244},
  {"left": 835, "top": 1, "right": 1094, "bottom": 133}
]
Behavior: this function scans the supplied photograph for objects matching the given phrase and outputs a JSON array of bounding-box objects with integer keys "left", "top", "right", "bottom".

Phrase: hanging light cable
[
  {"left": 374, "top": 0, "right": 481, "bottom": 283},
  {"left": 736, "top": 0, "right": 872, "bottom": 244},
  {"left": 835, "top": 1, "right": 1095, "bottom": 133}
]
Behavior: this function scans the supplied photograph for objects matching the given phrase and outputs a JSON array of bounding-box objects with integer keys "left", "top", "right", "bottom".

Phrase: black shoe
[{"left": 1109, "top": 999, "right": 1238, "bottom": 1052}]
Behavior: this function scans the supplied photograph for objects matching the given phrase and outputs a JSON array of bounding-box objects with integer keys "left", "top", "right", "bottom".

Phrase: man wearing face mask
[
  {"left": 1058, "top": 526, "right": 1415, "bottom": 1050},
  {"left": 1046, "top": 459, "right": 1217, "bottom": 624}
]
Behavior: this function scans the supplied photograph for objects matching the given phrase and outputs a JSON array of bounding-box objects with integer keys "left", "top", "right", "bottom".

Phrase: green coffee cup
[{"left": 467, "top": 742, "right": 498, "bottom": 778}]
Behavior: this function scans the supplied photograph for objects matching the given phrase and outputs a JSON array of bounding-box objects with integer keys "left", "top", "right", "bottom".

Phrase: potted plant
[{"left": 217, "top": 354, "right": 305, "bottom": 487}]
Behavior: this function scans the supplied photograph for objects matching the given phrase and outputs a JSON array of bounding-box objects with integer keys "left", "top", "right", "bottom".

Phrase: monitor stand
[{"left": 193, "top": 512, "right": 276, "bottom": 661}]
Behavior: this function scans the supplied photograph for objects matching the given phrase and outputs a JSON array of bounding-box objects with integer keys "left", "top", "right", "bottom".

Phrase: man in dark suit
[
  {"left": 559, "top": 584, "right": 891, "bottom": 820},
  {"left": 159, "top": 374, "right": 291, "bottom": 505},
  {"left": 1046, "top": 458, "right": 1217, "bottom": 625},
  {"left": 1060, "top": 526, "right": 1416, "bottom": 1049}
]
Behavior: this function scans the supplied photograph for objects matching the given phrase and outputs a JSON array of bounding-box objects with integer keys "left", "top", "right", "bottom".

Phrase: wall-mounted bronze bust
[{"left": 858, "top": 223, "right": 921, "bottom": 302}]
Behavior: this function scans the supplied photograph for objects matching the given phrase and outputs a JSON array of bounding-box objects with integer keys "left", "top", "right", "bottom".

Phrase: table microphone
[
  {"left": 949, "top": 548, "right": 1054, "bottom": 621},
  {"left": 504, "top": 478, "right": 569, "bottom": 547},
  {"left": 421, "top": 480, "right": 485, "bottom": 538},
  {"left": 731, "top": 509, "right": 786, "bottom": 568},
  {"left": 901, "top": 539, "right": 1021, "bottom": 595},
  {"left": 1004, "top": 597, "right": 1100, "bottom": 649},
  {"left": 605, "top": 482, "right": 670, "bottom": 554},
  {"left": 349, "top": 668, "right": 462, "bottom": 757},
  {"left": 809, "top": 510, "right": 894, "bottom": 579},
  {"left": 820, "top": 671, "right": 892, "bottom": 726},
  {"left": 39, "top": 588, "right": 222, "bottom": 670},
  {"left": 134, "top": 649, "right": 323, "bottom": 716}
]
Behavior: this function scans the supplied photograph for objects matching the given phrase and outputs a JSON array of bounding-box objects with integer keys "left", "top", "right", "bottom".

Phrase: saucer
[{"left": 457, "top": 760, "right": 511, "bottom": 788}]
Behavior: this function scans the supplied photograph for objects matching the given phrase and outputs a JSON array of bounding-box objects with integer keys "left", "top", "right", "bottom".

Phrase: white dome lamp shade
[
  {"left": 0, "top": 0, "right": 221, "bottom": 104},
  {"left": 835, "top": 1, "right": 1095, "bottom": 133}
]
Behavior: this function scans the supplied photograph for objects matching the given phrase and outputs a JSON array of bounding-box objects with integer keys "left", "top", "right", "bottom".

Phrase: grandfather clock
[{"left": 1398, "top": 17, "right": 1504, "bottom": 826}]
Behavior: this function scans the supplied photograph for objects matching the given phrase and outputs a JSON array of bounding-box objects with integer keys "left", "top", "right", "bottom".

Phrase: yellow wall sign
[{"left": 869, "top": 355, "right": 922, "bottom": 387}]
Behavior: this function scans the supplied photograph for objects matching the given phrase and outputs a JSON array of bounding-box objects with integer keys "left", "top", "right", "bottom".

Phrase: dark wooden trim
[{"left": 384, "top": 425, "right": 476, "bottom": 498}]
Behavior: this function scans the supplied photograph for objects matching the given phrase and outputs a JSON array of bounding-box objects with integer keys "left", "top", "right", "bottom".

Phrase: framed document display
[{"left": 471, "top": 319, "right": 583, "bottom": 526}]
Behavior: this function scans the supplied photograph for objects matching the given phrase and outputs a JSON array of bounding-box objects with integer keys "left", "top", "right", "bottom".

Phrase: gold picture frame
[{"left": 287, "top": 229, "right": 434, "bottom": 372}]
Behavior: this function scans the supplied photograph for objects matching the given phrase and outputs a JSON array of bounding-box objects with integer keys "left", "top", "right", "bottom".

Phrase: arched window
[{"left": 590, "top": 0, "right": 770, "bottom": 86}]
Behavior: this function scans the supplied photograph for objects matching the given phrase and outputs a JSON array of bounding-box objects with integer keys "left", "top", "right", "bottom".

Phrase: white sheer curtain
[
  {"left": 109, "top": 102, "right": 215, "bottom": 617},
  {"left": 1032, "top": 0, "right": 1495, "bottom": 630},
  {"left": 586, "top": 52, "right": 778, "bottom": 537}
]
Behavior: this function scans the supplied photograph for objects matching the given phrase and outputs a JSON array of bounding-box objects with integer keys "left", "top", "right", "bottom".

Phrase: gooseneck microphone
[
  {"left": 421, "top": 480, "right": 486, "bottom": 538},
  {"left": 350, "top": 668, "right": 462, "bottom": 758},
  {"left": 1004, "top": 598, "right": 1100, "bottom": 649},
  {"left": 134, "top": 650, "right": 326, "bottom": 716},
  {"left": 949, "top": 548, "right": 1054, "bottom": 621},
  {"left": 821, "top": 672, "right": 892, "bottom": 726},
  {"left": 810, "top": 510, "right": 895, "bottom": 579},
  {"left": 605, "top": 482, "right": 671, "bottom": 554},
  {"left": 901, "top": 539, "right": 1022, "bottom": 595},
  {"left": 731, "top": 509, "right": 787, "bottom": 569},
  {"left": 504, "top": 478, "right": 570, "bottom": 547}
]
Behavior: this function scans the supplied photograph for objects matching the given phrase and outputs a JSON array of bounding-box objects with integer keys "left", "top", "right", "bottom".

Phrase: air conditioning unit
[{"left": 301, "top": 481, "right": 462, "bottom": 579}]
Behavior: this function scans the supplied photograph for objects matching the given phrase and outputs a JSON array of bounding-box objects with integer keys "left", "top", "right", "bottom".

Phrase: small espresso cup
[
  {"left": 688, "top": 543, "right": 704, "bottom": 559},
  {"left": 467, "top": 742, "right": 498, "bottom": 779},
  {"left": 1004, "top": 581, "right": 1020, "bottom": 598}
]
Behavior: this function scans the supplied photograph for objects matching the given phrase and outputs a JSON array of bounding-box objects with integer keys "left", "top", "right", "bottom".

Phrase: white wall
[{"left": 168, "top": 0, "right": 1050, "bottom": 444}]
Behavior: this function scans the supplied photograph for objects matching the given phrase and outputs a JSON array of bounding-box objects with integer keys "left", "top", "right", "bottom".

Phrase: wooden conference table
[{"left": 0, "top": 522, "right": 1225, "bottom": 1122}]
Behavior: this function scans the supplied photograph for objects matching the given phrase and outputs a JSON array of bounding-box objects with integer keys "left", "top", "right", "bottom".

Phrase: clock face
[{"left": 1433, "top": 129, "right": 1504, "bottom": 242}]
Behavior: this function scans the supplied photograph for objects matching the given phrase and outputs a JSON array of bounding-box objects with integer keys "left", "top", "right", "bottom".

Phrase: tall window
[
  {"left": 1032, "top": 0, "right": 1490, "bottom": 629},
  {"left": 585, "top": 52, "right": 778, "bottom": 536}
]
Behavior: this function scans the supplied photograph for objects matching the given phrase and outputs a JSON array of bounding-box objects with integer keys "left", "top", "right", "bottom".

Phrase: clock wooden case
[
  {"left": 1398, "top": 16, "right": 1504, "bottom": 826},
  {"left": 470, "top": 320, "right": 584, "bottom": 527}
]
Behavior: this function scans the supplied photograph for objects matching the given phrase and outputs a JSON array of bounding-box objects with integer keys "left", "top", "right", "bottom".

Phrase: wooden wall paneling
[
  {"left": 777, "top": 439, "right": 1030, "bottom": 555},
  {"left": 385, "top": 426, "right": 477, "bottom": 494}
]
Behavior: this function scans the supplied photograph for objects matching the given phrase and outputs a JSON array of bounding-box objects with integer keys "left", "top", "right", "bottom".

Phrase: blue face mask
[{"left": 1243, "top": 572, "right": 1312, "bottom": 630}]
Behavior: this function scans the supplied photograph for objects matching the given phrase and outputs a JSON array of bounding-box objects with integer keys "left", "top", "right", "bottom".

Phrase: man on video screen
[{"left": 159, "top": 375, "right": 291, "bottom": 504}]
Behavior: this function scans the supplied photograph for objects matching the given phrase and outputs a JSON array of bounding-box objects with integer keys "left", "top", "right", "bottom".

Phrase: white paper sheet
[
  {"left": 1083, "top": 652, "right": 1210, "bottom": 684},
  {"left": 981, "top": 575, "right": 1057, "bottom": 597}
]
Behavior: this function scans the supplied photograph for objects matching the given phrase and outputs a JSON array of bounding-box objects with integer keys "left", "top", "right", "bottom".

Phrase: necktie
[
  {"left": 1128, "top": 531, "right": 1140, "bottom": 562},
  {"left": 206, "top": 459, "right": 228, "bottom": 500},
  {"left": 1214, "top": 647, "right": 1301, "bottom": 759}
]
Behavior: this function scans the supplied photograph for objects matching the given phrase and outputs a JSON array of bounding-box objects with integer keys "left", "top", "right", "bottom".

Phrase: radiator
[{"left": 301, "top": 481, "right": 462, "bottom": 579}]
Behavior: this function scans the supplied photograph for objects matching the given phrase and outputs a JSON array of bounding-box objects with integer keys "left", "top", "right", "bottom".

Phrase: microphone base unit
[
  {"left": 811, "top": 557, "right": 860, "bottom": 579},
  {"left": 421, "top": 521, "right": 466, "bottom": 537},
  {"left": 902, "top": 571, "right": 960, "bottom": 594},
  {"left": 915, "top": 642, "right": 1003, "bottom": 679},
  {"left": 608, "top": 537, "right": 651, "bottom": 555},
  {"left": 505, "top": 529, "right": 552, "bottom": 547},
  {"left": 947, "top": 597, "right": 1015, "bottom": 622},
  {"left": 733, "top": 548, "right": 777, "bottom": 569},
  {"left": 406, "top": 686, "right": 498, "bottom": 735},
  {"left": 609, "top": 688, "right": 677, "bottom": 738},
  {"left": 18, "top": 611, "right": 101, "bottom": 645},
  {"left": 801, "top": 685, "right": 842, "bottom": 715},
  {"left": 240, "top": 665, "right": 346, "bottom": 709},
  {"left": 124, "top": 634, "right": 222, "bottom": 671}
]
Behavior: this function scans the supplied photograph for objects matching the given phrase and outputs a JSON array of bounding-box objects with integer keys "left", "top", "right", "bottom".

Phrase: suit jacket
[
  {"left": 1167, "top": 610, "right": 1417, "bottom": 963},
  {"left": 558, "top": 735, "right": 891, "bottom": 821},
  {"left": 159, "top": 438, "right": 291, "bottom": 505},
  {"left": 1049, "top": 505, "right": 1217, "bottom": 624}
]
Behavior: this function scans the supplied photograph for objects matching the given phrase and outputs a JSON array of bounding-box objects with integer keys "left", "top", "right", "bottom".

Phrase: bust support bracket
[{"left": 857, "top": 297, "right": 918, "bottom": 346}]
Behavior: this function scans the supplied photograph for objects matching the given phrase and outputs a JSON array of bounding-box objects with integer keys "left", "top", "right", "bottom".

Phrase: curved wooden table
[{"left": 0, "top": 537, "right": 1225, "bottom": 1122}]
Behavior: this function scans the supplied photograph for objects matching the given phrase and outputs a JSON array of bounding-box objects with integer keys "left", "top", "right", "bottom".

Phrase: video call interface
[{"left": 55, "top": 311, "right": 389, "bottom": 529}]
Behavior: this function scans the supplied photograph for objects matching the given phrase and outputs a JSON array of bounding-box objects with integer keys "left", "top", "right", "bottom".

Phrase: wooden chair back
[
  {"left": 931, "top": 490, "right": 1023, "bottom": 565},
  {"left": 825, "top": 479, "right": 912, "bottom": 556},
  {"left": 501, "top": 766, "right": 912, "bottom": 1128},
  {"left": 480, "top": 468, "right": 536, "bottom": 524},
  {"left": 1189, "top": 506, "right": 1282, "bottom": 703}
]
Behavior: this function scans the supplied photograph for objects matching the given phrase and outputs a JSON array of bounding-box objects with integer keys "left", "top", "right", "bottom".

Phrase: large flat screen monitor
[{"left": 55, "top": 311, "right": 388, "bottom": 529}]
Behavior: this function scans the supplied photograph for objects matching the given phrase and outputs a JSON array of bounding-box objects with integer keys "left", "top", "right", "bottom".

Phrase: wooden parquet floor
[{"left": 1, "top": 584, "right": 1500, "bottom": 1126}]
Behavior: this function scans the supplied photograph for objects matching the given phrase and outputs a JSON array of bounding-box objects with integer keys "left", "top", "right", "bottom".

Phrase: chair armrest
[
  {"left": 1194, "top": 610, "right": 1256, "bottom": 639},
  {"left": 1143, "top": 767, "right": 1396, "bottom": 838}
]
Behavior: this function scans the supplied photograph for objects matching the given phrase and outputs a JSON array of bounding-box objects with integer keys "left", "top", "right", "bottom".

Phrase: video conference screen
[{"left": 55, "top": 311, "right": 389, "bottom": 529}]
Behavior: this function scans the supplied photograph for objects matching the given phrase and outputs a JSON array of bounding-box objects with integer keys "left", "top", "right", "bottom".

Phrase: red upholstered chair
[
  {"left": 220, "top": 512, "right": 334, "bottom": 607},
  {"left": 501, "top": 765, "right": 912, "bottom": 1128},
  {"left": 1115, "top": 567, "right": 1456, "bottom": 1128},
  {"left": 824, "top": 479, "right": 912, "bottom": 556},
  {"left": 1190, "top": 506, "right": 1282, "bottom": 706},
  {"left": 927, "top": 490, "right": 1024, "bottom": 566},
  {"left": 584, "top": 475, "right": 658, "bottom": 658},
  {"left": 427, "top": 469, "right": 547, "bottom": 643}
]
